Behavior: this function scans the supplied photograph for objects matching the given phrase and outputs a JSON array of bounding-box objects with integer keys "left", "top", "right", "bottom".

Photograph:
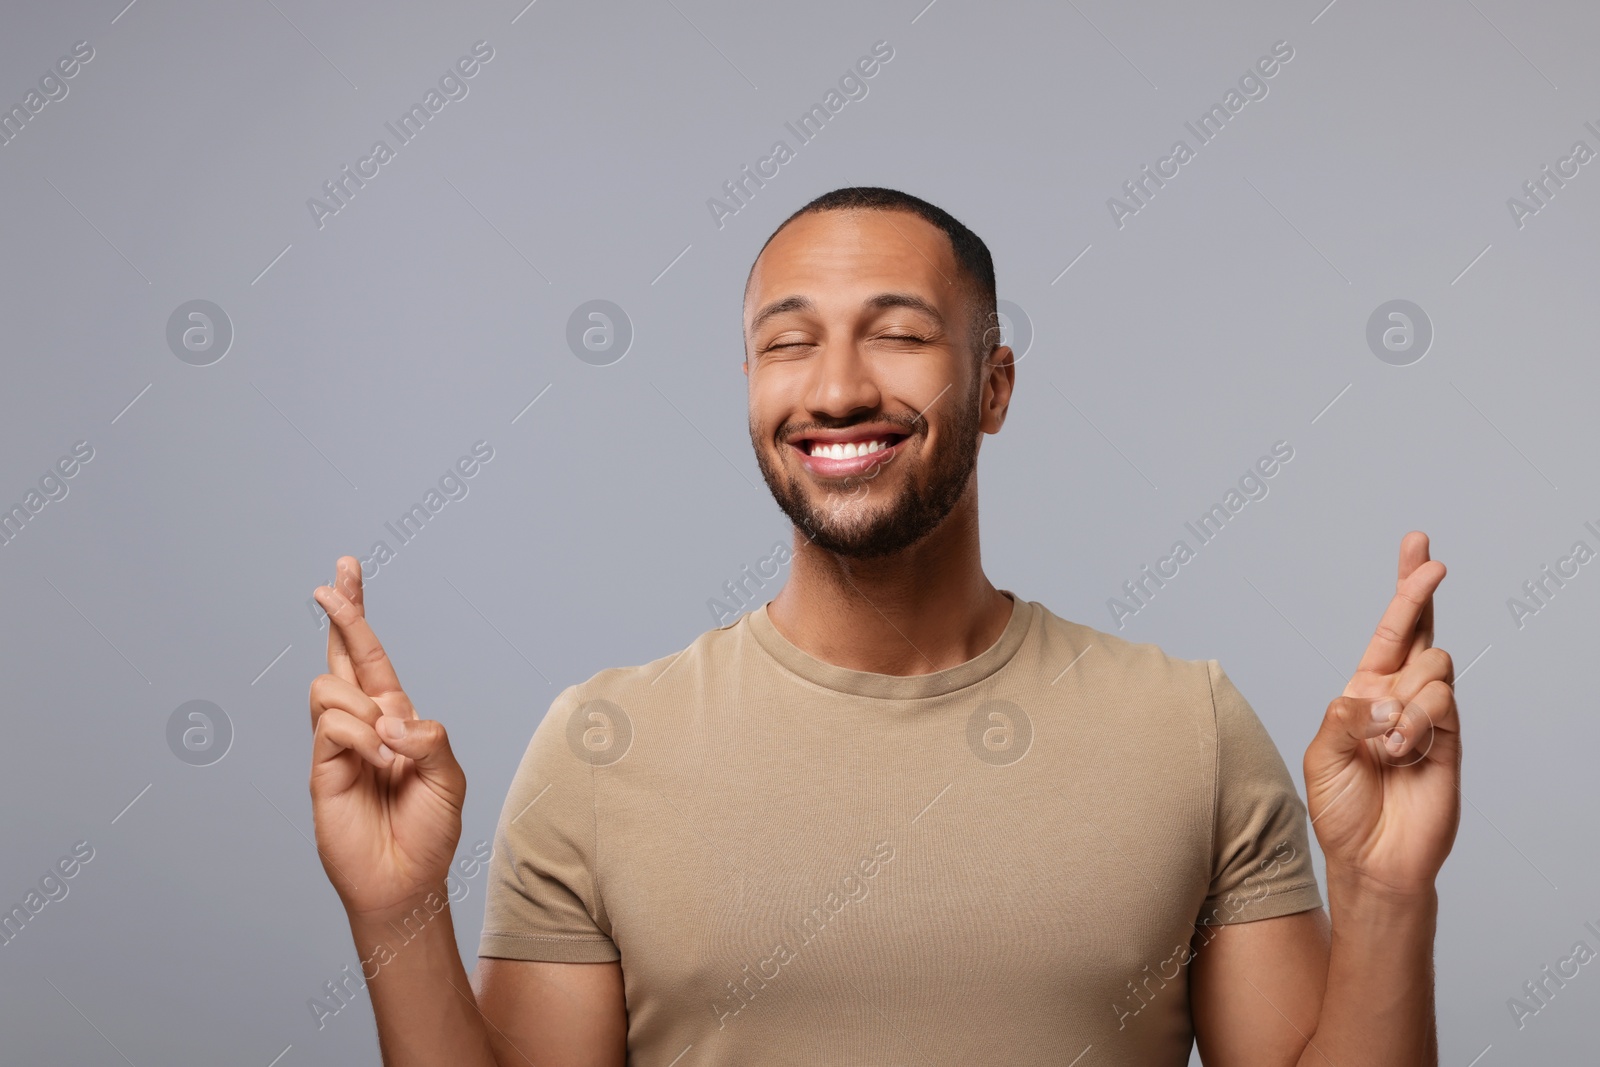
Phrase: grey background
[{"left": 0, "top": 0, "right": 1593, "bottom": 1062}]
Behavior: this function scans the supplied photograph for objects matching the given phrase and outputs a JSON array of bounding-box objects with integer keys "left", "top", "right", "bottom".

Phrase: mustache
[{"left": 774, "top": 413, "right": 924, "bottom": 441}]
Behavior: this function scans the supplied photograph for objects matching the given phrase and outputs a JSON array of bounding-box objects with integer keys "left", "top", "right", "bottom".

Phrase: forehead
[{"left": 744, "top": 208, "right": 961, "bottom": 326}]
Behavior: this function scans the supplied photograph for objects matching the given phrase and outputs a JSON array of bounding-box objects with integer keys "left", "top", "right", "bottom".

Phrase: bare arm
[
  {"left": 475, "top": 957, "right": 627, "bottom": 1066},
  {"left": 344, "top": 894, "right": 500, "bottom": 1066},
  {"left": 343, "top": 891, "right": 627, "bottom": 1066},
  {"left": 1190, "top": 890, "right": 1436, "bottom": 1067},
  {"left": 1294, "top": 877, "right": 1436, "bottom": 1066},
  {"left": 1189, "top": 909, "right": 1329, "bottom": 1065}
]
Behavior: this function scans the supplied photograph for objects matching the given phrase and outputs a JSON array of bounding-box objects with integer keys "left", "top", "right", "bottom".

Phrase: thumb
[
  {"left": 1307, "top": 695, "right": 1400, "bottom": 776},
  {"left": 376, "top": 715, "right": 466, "bottom": 796}
]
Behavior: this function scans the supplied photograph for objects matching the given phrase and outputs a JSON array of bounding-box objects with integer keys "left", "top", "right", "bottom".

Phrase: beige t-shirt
[{"left": 479, "top": 591, "right": 1322, "bottom": 1065}]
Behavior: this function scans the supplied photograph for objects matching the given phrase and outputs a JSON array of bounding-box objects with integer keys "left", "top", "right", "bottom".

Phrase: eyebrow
[{"left": 748, "top": 291, "right": 947, "bottom": 336}]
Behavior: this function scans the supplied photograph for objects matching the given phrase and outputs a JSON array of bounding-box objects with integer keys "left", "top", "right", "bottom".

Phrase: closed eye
[{"left": 764, "top": 334, "right": 928, "bottom": 352}]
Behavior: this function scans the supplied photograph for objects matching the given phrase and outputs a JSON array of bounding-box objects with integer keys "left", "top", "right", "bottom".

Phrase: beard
[{"left": 751, "top": 374, "right": 983, "bottom": 560}]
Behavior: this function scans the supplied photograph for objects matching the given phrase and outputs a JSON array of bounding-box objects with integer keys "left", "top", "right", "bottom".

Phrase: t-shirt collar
[{"left": 744, "top": 589, "right": 1033, "bottom": 699}]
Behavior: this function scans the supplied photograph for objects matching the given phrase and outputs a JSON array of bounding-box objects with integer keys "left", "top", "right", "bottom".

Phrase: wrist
[
  {"left": 345, "top": 881, "right": 454, "bottom": 933},
  {"left": 344, "top": 882, "right": 461, "bottom": 983},
  {"left": 1325, "top": 865, "right": 1438, "bottom": 927}
]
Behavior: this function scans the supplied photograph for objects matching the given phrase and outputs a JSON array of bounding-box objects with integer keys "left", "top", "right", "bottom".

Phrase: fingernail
[
  {"left": 377, "top": 744, "right": 395, "bottom": 763},
  {"left": 1372, "top": 698, "right": 1401, "bottom": 722},
  {"left": 377, "top": 717, "right": 404, "bottom": 740},
  {"left": 1386, "top": 729, "right": 1405, "bottom": 751}
]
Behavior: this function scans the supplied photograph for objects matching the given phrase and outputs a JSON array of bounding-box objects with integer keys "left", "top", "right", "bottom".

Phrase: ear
[{"left": 981, "top": 345, "right": 1015, "bottom": 434}]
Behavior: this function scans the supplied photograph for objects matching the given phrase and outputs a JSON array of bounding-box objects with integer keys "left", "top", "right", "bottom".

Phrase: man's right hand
[
  {"left": 308, "top": 556, "right": 468, "bottom": 920},
  {"left": 304, "top": 557, "right": 625, "bottom": 1067}
]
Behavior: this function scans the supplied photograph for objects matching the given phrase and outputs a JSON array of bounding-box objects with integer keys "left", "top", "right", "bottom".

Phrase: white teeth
[{"left": 812, "top": 439, "right": 891, "bottom": 459}]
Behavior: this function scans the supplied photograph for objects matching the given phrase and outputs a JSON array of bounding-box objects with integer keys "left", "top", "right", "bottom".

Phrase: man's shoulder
[
  {"left": 1028, "top": 598, "right": 1214, "bottom": 692},
  {"left": 552, "top": 610, "right": 753, "bottom": 710}
]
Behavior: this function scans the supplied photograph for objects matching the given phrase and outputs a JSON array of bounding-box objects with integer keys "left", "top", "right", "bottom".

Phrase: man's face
[{"left": 743, "top": 208, "right": 1013, "bottom": 559}]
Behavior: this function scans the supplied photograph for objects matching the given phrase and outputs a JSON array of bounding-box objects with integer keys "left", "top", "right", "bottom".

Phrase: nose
[{"left": 804, "top": 333, "right": 881, "bottom": 422}]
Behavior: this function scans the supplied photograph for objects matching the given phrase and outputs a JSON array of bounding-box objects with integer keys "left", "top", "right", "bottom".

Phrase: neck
[{"left": 765, "top": 491, "right": 1012, "bottom": 676}]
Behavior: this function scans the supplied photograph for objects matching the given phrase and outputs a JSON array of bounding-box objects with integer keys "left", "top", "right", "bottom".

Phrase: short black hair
[{"left": 746, "top": 186, "right": 999, "bottom": 363}]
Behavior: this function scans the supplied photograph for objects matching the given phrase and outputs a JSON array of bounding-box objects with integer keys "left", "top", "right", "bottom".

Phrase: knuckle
[
  {"left": 1430, "top": 647, "right": 1454, "bottom": 677},
  {"left": 314, "top": 705, "right": 350, "bottom": 738},
  {"left": 1405, "top": 684, "right": 1446, "bottom": 721},
  {"left": 354, "top": 642, "right": 388, "bottom": 666}
]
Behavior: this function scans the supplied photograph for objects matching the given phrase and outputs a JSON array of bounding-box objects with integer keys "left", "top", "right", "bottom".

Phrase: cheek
[
  {"left": 899, "top": 359, "right": 974, "bottom": 422},
  {"left": 749, "top": 406, "right": 785, "bottom": 450},
  {"left": 748, "top": 378, "right": 810, "bottom": 439}
]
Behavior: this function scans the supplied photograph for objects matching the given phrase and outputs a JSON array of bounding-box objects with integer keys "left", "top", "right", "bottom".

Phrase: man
[{"left": 307, "top": 186, "right": 1459, "bottom": 1065}]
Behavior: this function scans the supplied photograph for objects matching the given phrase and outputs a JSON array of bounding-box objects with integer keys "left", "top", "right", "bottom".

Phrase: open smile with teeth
[
  {"left": 789, "top": 431, "right": 911, "bottom": 477},
  {"left": 804, "top": 437, "right": 901, "bottom": 459}
]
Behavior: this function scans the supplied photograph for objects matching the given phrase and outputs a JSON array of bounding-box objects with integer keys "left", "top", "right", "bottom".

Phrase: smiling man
[{"left": 306, "top": 186, "right": 1460, "bottom": 1066}]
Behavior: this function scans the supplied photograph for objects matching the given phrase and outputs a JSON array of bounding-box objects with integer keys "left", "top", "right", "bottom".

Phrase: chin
[{"left": 796, "top": 500, "right": 935, "bottom": 559}]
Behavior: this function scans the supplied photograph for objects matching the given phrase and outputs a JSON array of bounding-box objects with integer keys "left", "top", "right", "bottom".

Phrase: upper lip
[{"left": 786, "top": 423, "right": 911, "bottom": 453}]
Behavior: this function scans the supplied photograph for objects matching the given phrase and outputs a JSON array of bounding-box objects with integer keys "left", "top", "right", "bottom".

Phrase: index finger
[
  {"left": 1356, "top": 547, "right": 1445, "bottom": 678},
  {"left": 313, "top": 581, "right": 404, "bottom": 698}
]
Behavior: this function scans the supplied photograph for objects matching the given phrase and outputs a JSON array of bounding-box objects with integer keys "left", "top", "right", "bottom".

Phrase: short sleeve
[
  {"left": 478, "top": 686, "right": 621, "bottom": 962},
  {"left": 1198, "top": 660, "right": 1323, "bottom": 925}
]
